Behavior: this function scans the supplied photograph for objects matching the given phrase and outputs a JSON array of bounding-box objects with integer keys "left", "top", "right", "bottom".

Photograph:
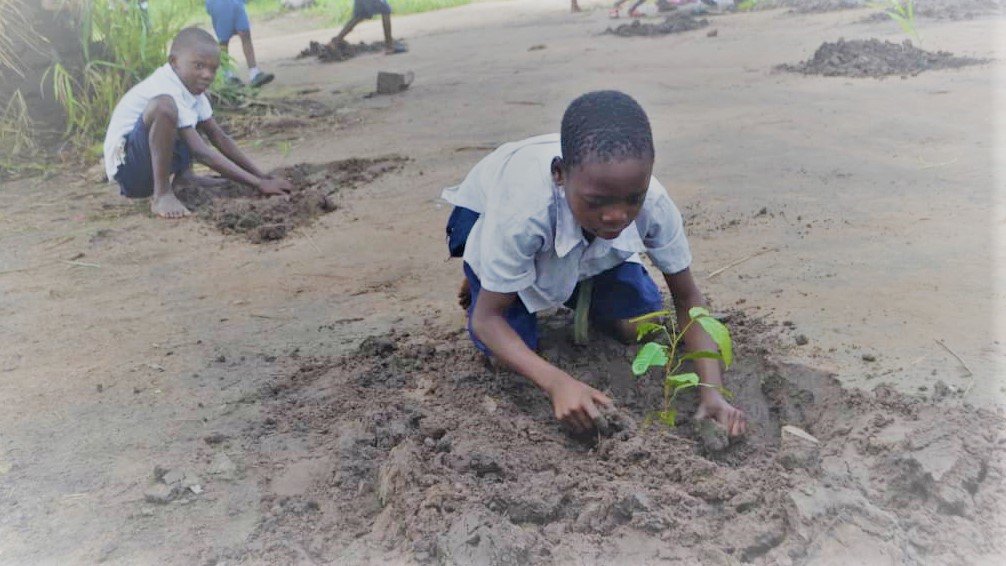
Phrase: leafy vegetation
[
  {"left": 630, "top": 307, "right": 733, "bottom": 427},
  {"left": 876, "top": 0, "right": 919, "bottom": 42}
]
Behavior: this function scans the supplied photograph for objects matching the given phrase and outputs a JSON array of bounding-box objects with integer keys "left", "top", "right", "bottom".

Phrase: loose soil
[
  {"left": 605, "top": 14, "right": 710, "bottom": 37},
  {"left": 175, "top": 156, "right": 407, "bottom": 242},
  {"left": 298, "top": 40, "right": 389, "bottom": 63},
  {"left": 778, "top": 38, "right": 985, "bottom": 78},
  {"left": 215, "top": 97, "right": 337, "bottom": 141},
  {"left": 238, "top": 310, "right": 1005, "bottom": 564},
  {"left": 862, "top": 0, "right": 1005, "bottom": 21}
]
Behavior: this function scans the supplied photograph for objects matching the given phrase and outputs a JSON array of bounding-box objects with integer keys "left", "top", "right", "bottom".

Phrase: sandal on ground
[
  {"left": 249, "top": 72, "right": 275, "bottom": 88},
  {"left": 385, "top": 41, "right": 408, "bottom": 55}
]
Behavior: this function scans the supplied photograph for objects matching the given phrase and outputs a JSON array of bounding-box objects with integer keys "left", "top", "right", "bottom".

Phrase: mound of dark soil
[
  {"left": 605, "top": 14, "right": 709, "bottom": 37},
  {"left": 298, "top": 40, "right": 387, "bottom": 63},
  {"left": 216, "top": 98, "right": 335, "bottom": 140},
  {"left": 236, "top": 309, "right": 1005, "bottom": 564},
  {"left": 175, "top": 156, "right": 406, "bottom": 243},
  {"left": 779, "top": 38, "right": 985, "bottom": 78}
]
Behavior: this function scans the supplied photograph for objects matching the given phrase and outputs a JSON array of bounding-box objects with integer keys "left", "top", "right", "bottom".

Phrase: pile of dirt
[
  {"left": 175, "top": 156, "right": 406, "bottom": 243},
  {"left": 232, "top": 309, "right": 1005, "bottom": 564},
  {"left": 298, "top": 40, "right": 387, "bottom": 63},
  {"left": 778, "top": 38, "right": 984, "bottom": 78},
  {"left": 216, "top": 98, "right": 335, "bottom": 140},
  {"left": 605, "top": 14, "right": 710, "bottom": 37}
]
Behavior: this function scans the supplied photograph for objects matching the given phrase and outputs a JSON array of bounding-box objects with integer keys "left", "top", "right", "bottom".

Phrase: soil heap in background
[
  {"left": 605, "top": 13, "right": 710, "bottom": 37},
  {"left": 778, "top": 38, "right": 985, "bottom": 78},
  {"left": 298, "top": 40, "right": 387, "bottom": 63},
  {"left": 238, "top": 309, "right": 1006, "bottom": 565},
  {"left": 745, "top": 0, "right": 868, "bottom": 13},
  {"left": 175, "top": 156, "right": 406, "bottom": 243}
]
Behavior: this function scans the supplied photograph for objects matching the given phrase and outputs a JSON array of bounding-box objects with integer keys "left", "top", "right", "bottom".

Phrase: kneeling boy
[
  {"left": 103, "top": 27, "right": 291, "bottom": 218},
  {"left": 442, "top": 90, "right": 746, "bottom": 435}
]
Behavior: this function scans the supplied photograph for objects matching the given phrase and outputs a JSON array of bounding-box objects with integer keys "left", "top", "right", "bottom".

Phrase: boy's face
[
  {"left": 555, "top": 157, "right": 653, "bottom": 241},
  {"left": 169, "top": 43, "right": 220, "bottom": 95}
]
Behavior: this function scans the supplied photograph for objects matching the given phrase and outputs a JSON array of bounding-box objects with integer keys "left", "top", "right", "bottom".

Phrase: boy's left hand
[
  {"left": 259, "top": 177, "right": 293, "bottom": 195},
  {"left": 695, "top": 390, "right": 747, "bottom": 437}
]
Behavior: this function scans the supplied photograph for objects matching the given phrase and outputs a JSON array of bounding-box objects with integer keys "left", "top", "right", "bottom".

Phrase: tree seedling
[
  {"left": 630, "top": 306, "right": 733, "bottom": 428},
  {"left": 875, "top": 0, "right": 919, "bottom": 43}
]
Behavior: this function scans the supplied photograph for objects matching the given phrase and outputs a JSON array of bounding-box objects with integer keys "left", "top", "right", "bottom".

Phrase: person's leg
[
  {"left": 463, "top": 262, "right": 540, "bottom": 355},
  {"left": 628, "top": 0, "right": 648, "bottom": 16},
  {"left": 568, "top": 262, "right": 664, "bottom": 344},
  {"left": 331, "top": 17, "right": 364, "bottom": 46},
  {"left": 381, "top": 13, "right": 393, "bottom": 52},
  {"left": 571, "top": 0, "right": 582, "bottom": 12},
  {"left": 142, "top": 96, "right": 190, "bottom": 218}
]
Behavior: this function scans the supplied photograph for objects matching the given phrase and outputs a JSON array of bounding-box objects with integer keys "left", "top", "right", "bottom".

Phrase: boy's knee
[
  {"left": 237, "top": 30, "right": 251, "bottom": 41},
  {"left": 146, "top": 95, "right": 178, "bottom": 123}
]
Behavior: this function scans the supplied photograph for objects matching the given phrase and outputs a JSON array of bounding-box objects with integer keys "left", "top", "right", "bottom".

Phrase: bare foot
[
  {"left": 151, "top": 193, "right": 191, "bottom": 219},
  {"left": 176, "top": 171, "right": 229, "bottom": 189}
]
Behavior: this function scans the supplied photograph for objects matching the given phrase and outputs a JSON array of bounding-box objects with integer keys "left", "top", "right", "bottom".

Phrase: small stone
[
  {"left": 204, "top": 432, "right": 228, "bottom": 445},
  {"left": 795, "top": 334, "right": 809, "bottom": 346},
  {"left": 152, "top": 465, "right": 169, "bottom": 482},
  {"left": 144, "top": 483, "right": 178, "bottom": 504},
  {"left": 208, "top": 453, "right": 238, "bottom": 480},
  {"left": 706, "top": 29, "right": 718, "bottom": 37},
  {"left": 215, "top": 355, "right": 226, "bottom": 363},
  {"left": 161, "top": 469, "right": 186, "bottom": 486},
  {"left": 139, "top": 507, "right": 155, "bottom": 517},
  {"left": 862, "top": 354, "right": 877, "bottom": 362},
  {"left": 189, "top": 484, "right": 204, "bottom": 495}
]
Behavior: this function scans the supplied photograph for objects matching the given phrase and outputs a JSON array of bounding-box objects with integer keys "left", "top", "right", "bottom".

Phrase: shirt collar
[
  {"left": 553, "top": 184, "right": 646, "bottom": 257},
  {"left": 161, "top": 64, "right": 198, "bottom": 104}
]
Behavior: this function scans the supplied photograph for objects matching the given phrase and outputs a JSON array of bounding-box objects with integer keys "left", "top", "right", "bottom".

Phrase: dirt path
[{"left": 0, "top": 1, "right": 1003, "bottom": 563}]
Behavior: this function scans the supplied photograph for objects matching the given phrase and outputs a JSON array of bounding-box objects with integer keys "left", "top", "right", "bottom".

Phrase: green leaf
[
  {"left": 632, "top": 343, "right": 669, "bottom": 376},
  {"left": 666, "top": 372, "right": 700, "bottom": 391},
  {"left": 657, "top": 409, "right": 678, "bottom": 427},
  {"left": 629, "top": 310, "right": 670, "bottom": 324},
  {"left": 694, "top": 316, "right": 733, "bottom": 369},
  {"left": 679, "top": 350, "right": 723, "bottom": 363},
  {"left": 635, "top": 322, "right": 663, "bottom": 342},
  {"left": 688, "top": 306, "right": 711, "bottom": 320}
]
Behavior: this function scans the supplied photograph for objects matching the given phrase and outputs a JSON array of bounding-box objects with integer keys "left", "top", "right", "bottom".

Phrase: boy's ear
[
  {"left": 551, "top": 157, "right": 566, "bottom": 187},
  {"left": 168, "top": 53, "right": 178, "bottom": 67}
]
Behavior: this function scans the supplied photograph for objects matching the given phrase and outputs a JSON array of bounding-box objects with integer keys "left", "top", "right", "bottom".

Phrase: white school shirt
[
  {"left": 102, "top": 64, "right": 214, "bottom": 181},
  {"left": 440, "top": 133, "right": 692, "bottom": 314}
]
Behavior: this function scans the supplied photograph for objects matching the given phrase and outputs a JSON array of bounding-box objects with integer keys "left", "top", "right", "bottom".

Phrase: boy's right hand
[
  {"left": 258, "top": 177, "right": 293, "bottom": 196},
  {"left": 547, "top": 374, "right": 612, "bottom": 433}
]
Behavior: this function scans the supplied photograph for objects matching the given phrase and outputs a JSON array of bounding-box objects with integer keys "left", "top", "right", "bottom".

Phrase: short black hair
[
  {"left": 170, "top": 27, "right": 219, "bottom": 57},
  {"left": 560, "top": 90, "right": 654, "bottom": 169}
]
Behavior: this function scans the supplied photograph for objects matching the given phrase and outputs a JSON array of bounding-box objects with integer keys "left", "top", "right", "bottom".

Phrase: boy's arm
[
  {"left": 472, "top": 288, "right": 612, "bottom": 433},
  {"left": 663, "top": 267, "right": 747, "bottom": 437},
  {"left": 197, "top": 118, "right": 267, "bottom": 178},
  {"left": 178, "top": 127, "right": 289, "bottom": 195}
]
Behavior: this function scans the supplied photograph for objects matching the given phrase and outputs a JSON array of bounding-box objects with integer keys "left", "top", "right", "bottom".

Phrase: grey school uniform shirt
[{"left": 441, "top": 133, "right": 692, "bottom": 313}]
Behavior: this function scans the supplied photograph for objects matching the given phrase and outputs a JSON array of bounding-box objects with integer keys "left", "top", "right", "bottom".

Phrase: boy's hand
[
  {"left": 259, "top": 177, "right": 293, "bottom": 196},
  {"left": 547, "top": 375, "right": 612, "bottom": 433},
  {"left": 695, "top": 390, "right": 747, "bottom": 437}
]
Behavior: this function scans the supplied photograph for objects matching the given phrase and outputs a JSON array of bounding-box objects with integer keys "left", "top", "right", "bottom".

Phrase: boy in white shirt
[
  {"left": 442, "top": 91, "right": 747, "bottom": 436},
  {"left": 103, "top": 27, "right": 290, "bottom": 219}
]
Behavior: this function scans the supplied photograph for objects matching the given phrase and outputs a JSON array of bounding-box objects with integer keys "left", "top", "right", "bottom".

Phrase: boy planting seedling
[
  {"left": 102, "top": 27, "right": 292, "bottom": 218},
  {"left": 442, "top": 90, "right": 746, "bottom": 436}
]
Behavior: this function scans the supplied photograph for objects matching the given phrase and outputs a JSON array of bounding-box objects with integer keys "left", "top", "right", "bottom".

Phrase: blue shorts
[
  {"left": 354, "top": 0, "right": 392, "bottom": 20},
  {"left": 113, "top": 116, "right": 192, "bottom": 198},
  {"left": 448, "top": 207, "right": 663, "bottom": 354},
  {"left": 206, "top": 0, "right": 251, "bottom": 43}
]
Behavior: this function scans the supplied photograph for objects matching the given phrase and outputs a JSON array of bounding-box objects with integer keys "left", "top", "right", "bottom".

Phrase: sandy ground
[{"left": 0, "top": 0, "right": 1004, "bottom": 563}]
